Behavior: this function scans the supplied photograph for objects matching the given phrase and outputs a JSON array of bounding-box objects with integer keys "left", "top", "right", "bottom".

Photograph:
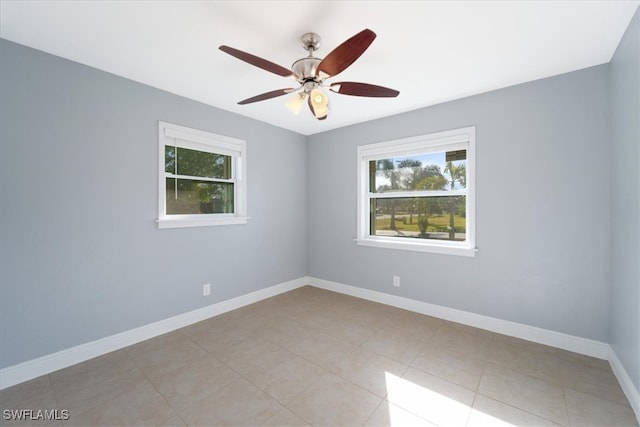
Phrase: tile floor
[{"left": 1, "top": 286, "right": 637, "bottom": 426}]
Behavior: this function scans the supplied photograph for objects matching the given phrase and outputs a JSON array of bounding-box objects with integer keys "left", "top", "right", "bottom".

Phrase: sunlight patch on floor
[
  {"left": 383, "top": 371, "right": 519, "bottom": 427},
  {"left": 466, "top": 408, "right": 520, "bottom": 427}
]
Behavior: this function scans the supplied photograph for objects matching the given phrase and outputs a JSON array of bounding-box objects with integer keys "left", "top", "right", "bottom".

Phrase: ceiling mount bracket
[{"left": 300, "top": 32, "right": 321, "bottom": 54}]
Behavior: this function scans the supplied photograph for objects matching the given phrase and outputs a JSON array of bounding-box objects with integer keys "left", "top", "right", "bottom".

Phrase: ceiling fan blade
[
  {"left": 219, "top": 45, "right": 293, "bottom": 77},
  {"left": 238, "top": 88, "right": 295, "bottom": 105},
  {"left": 316, "top": 29, "right": 376, "bottom": 79},
  {"left": 330, "top": 82, "right": 399, "bottom": 97}
]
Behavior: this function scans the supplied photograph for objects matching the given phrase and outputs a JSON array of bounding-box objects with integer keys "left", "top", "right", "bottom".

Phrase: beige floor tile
[
  {"left": 491, "top": 334, "right": 559, "bottom": 356},
  {"left": 258, "top": 293, "right": 298, "bottom": 308},
  {"left": 362, "top": 328, "right": 428, "bottom": 365},
  {"left": 178, "top": 377, "right": 283, "bottom": 426},
  {"left": 180, "top": 312, "right": 236, "bottom": 334},
  {"left": 565, "top": 388, "right": 638, "bottom": 427},
  {"left": 468, "top": 394, "right": 561, "bottom": 426},
  {"left": 560, "top": 358, "right": 628, "bottom": 404},
  {"left": 229, "top": 305, "right": 293, "bottom": 333},
  {"left": 215, "top": 301, "right": 257, "bottom": 321},
  {"left": 288, "top": 307, "right": 330, "bottom": 324},
  {"left": 296, "top": 306, "right": 356, "bottom": 333},
  {"left": 0, "top": 377, "right": 62, "bottom": 427},
  {"left": 429, "top": 324, "right": 494, "bottom": 361},
  {"left": 488, "top": 335, "right": 561, "bottom": 384},
  {"left": 216, "top": 333, "right": 325, "bottom": 404},
  {"left": 353, "top": 298, "right": 400, "bottom": 317},
  {"left": 440, "top": 321, "right": 495, "bottom": 340},
  {"left": 331, "top": 302, "right": 394, "bottom": 331},
  {"left": 365, "top": 401, "right": 437, "bottom": 426},
  {"left": 180, "top": 316, "right": 257, "bottom": 356},
  {"left": 216, "top": 336, "right": 289, "bottom": 374},
  {"left": 277, "top": 286, "right": 336, "bottom": 308},
  {"left": 235, "top": 350, "right": 327, "bottom": 405},
  {"left": 262, "top": 297, "right": 307, "bottom": 316},
  {"left": 478, "top": 363, "right": 568, "bottom": 425},
  {"left": 386, "top": 367, "right": 475, "bottom": 427},
  {"left": 50, "top": 351, "right": 146, "bottom": 416},
  {"left": 0, "top": 375, "right": 57, "bottom": 412},
  {"left": 1, "top": 412, "right": 62, "bottom": 426},
  {"left": 259, "top": 317, "right": 316, "bottom": 349},
  {"left": 124, "top": 332, "right": 209, "bottom": 379},
  {"left": 411, "top": 345, "right": 486, "bottom": 391},
  {"left": 2, "top": 418, "right": 63, "bottom": 427},
  {"left": 50, "top": 350, "right": 135, "bottom": 387},
  {"left": 315, "top": 315, "right": 378, "bottom": 345},
  {"left": 277, "top": 301, "right": 326, "bottom": 321},
  {"left": 148, "top": 355, "right": 239, "bottom": 412},
  {"left": 57, "top": 372, "right": 149, "bottom": 419},
  {"left": 333, "top": 348, "right": 408, "bottom": 398},
  {"left": 384, "top": 311, "right": 443, "bottom": 342},
  {"left": 286, "top": 373, "right": 382, "bottom": 427},
  {"left": 65, "top": 379, "right": 175, "bottom": 426},
  {"left": 157, "top": 415, "right": 187, "bottom": 426},
  {"left": 280, "top": 331, "right": 357, "bottom": 372},
  {"left": 262, "top": 407, "right": 311, "bottom": 426},
  {"left": 557, "top": 349, "right": 610, "bottom": 371}
]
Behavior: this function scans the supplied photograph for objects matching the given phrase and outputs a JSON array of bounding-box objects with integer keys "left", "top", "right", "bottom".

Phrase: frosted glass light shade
[{"left": 286, "top": 93, "right": 304, "bottom": 114}]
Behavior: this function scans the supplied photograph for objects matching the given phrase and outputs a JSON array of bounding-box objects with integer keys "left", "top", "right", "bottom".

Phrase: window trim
[
  {"left": 356, "top": 126, "right": 477, "bottom": 257},
  {"left": 157, "top": 121, "right": 248, "bottom": 229}
]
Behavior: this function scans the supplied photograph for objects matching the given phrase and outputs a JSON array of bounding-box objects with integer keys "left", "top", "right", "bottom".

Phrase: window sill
[
  {"left": 355, "top": 237, "right": 477, "bottom": 257},
  {"left": 157, "top": 216, "right": 248, "bottom": 229}
]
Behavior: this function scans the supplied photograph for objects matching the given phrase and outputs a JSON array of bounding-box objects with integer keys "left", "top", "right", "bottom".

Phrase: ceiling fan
[{"left": 219, "top": 29, "right": 400, "bottom": 120}]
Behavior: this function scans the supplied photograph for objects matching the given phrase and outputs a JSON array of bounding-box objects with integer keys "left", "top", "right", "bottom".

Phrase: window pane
[
  {"left": 370, "top": 150, "right": 466, "bottom": 193},
  {"left": 165, "top": 146, "right": 175, "bottom": 174},
  {"left": 166, "top": 178, "right": 234, "bottom": 215},
  {"left": 165, "top": 146, "right": 231, "bottom": 179},
  {"left": 371, "top": 196, "right": 466, "bottom": 241}
]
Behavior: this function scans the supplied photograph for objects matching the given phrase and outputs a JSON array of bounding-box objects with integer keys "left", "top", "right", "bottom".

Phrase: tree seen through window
[
  {"left": 369, "top": 150, "right": 467, "bottom": 241},
  {"left": 165, "top": 146, "right": 233, "bottom": 215}
]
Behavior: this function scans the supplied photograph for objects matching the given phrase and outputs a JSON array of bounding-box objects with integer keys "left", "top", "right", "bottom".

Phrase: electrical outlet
[
  {"left": 393, "top": 276, "right": 400, "bottom": 287},
  {"left": 202, "top": 283, "right": 211, "bottom": 296}
]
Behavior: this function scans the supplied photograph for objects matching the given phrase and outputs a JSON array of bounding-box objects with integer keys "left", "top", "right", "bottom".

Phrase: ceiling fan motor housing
[{"left": 292, "top": 57, "right": 321, "bottom": 82}]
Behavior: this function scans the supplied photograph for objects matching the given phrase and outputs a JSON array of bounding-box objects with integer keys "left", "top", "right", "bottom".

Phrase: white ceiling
[{"left": 1, "top": 1, "right": 638, "bottom": 135}]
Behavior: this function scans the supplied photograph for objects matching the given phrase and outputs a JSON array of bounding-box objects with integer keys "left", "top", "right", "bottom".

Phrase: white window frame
[
  {"left": 356, "top": 126, "right": 477, "bottom": 257},
  {"left": 157, "top": 121, "right": 248, "bottom": 229}
]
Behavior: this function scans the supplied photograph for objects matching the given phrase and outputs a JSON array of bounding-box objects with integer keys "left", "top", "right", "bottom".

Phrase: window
[
  {"left": 157, "top": 121, "right": 247, "bottom": 229},
  {"left": 356, "top": 126, "right": 476, "bottom": 256}
]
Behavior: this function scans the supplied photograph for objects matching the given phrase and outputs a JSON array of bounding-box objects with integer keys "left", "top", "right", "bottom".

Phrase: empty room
[{"left": 1, "top": 1, "right": 639, "bottom": 426}]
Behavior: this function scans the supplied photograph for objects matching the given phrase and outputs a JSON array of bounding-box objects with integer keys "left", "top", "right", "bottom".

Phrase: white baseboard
[
  {"left": 609, "top": 346, "right": 640, "bottom": 424},
  {"left": 309, "top": 277, "right": 610, "bottom": 359},
  {"left": 0, "top": 277, "right": 308, "bottom": 390},
  {"left": 3, "top": 273, "right": 636, "bottom": 423}
]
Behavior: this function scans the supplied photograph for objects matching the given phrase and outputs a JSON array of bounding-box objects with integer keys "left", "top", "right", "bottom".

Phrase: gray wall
[
  {"left": 307, "top": 65, "right": 611, "bottom": 342},
  {"left": 610, "top": 7, "right": 640, "bottom": 392},
  {"left": 1, "top": 19, "right": 637, "bottom": 375},
  {"left": 0, "top": 39, "right": 308, "bottom": 369}
]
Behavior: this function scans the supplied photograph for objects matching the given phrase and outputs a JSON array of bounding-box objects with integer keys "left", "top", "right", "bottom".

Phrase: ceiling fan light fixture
[
  {"left": 286, "top": 92, "right": 305, "bottom": 114},
  {"left": 310, "top": 87, "right": 328, "bottom": 109},
  {"left": 313, "top": 105, "right": 329, "bottom": 120},
  {"left": 308, "top": 88, "right": 329, "bottom": 120}
]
